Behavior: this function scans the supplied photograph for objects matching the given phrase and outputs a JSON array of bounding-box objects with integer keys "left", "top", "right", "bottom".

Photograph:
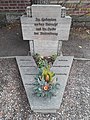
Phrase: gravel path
[
  {"left": 0, "top": 58, "right": 90, "bottom": 120},
  {"left": 62, "top": 28, "right": 90, "bottom": 58}
]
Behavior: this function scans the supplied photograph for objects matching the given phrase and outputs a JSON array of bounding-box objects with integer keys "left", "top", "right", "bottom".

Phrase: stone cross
[
  {"left": 17, "top": 5, "right": 73, "bottom": 113},
  {"left": 21, "top": 5, "right": 71, "bottom": 56}
]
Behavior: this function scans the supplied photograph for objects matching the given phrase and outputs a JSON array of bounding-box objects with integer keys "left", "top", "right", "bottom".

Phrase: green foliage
[
  {"left": 50, "top": 54, "right": 57, "bottom": 63},
  {"left": 33, "top": 53, "right": 57, "bottom": 67},
  {"left": 32, "top": 53, "right": 60, "bottom": 98},
  {"left": 32, "top": 56, "right": 60, "bottom": 98},
  {"left": 33, "top": 53, "right": 47, "bottom": 68},
  {"left": 42, "top": 65, "right": 55, "bottom": 82},
  {"left": 32, "top": 76, "right": 60, "bottom": 98}
]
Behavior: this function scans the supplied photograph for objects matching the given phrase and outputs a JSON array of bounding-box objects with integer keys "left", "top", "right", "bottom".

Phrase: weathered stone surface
[
  {"left": 32, "top": 5, "right": 62, "bottom": 18},
  {"left": 34, "top": 40, "right": 58, "bottom": 56},
  {"left": 16, "top": 56, "right": 74, "bottom": 113},
  {"left": 16, "top": 56, "right": 38, "bottom": 85},
  {"left": 21, "top": 15, "right": 71, "bottom": 41}
]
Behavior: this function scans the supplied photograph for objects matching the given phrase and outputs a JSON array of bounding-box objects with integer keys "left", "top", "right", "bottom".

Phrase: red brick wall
[
  {"left": 0, "top": 0, "right": 90, "bottom": 16},
  {"left": 0, "top": 0, "right": 31, "bottom": 13},
  {"left": 65, "top": 3, "right": 90, "bottom": 16}
]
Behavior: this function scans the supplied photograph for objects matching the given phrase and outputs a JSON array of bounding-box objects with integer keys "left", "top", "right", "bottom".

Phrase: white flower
[{"left": 40, "top": 56, "right": 44, "bottom": 59}]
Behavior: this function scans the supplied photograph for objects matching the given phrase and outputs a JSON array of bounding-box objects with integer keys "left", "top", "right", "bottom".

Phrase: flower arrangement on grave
[{"left": 32, "top": 54, "right": 60, "bottom": 98}]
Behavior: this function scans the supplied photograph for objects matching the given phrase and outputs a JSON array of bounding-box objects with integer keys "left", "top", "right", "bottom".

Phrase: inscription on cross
[{"left": 34, "top": 17, "right": 58, "bottom": 36}]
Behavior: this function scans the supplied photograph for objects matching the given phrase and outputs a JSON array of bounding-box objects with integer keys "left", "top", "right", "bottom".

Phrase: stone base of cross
[{"left": 28, "top": 40, "right": 63, "bottom": 56}]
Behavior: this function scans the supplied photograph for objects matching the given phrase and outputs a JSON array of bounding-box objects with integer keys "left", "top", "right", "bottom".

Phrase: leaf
[
  {"left": 55, "top": 83, "right": 60, "bottom": 89},
  {"left": 37, "top": 93, "right": 41, "bottom": 97}
]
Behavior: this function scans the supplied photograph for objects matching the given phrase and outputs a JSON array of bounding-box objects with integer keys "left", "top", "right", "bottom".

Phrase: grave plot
[{"left": 17, "top": 4, "right": 74, "bottom": 113}]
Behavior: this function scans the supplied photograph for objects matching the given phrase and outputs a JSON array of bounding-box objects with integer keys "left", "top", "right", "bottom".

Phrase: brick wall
[
  {"left": 0, "top": 0, "right": 90, "bottom": 16},
  {"left": 0, "top": 0, "right": 31, "bottom": 13},
  {"left": 50, "top": 0, "right": 90, "bottom": 16}
]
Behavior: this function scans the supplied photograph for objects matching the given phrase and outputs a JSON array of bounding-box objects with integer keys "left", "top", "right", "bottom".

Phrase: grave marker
[
  {"left": 16, "top": 4, "right": 74, "bottom": 113},
  {"left": 21, "top": 5, "right": 71, "bottom": 56},
  {"left": 16, "top": 56, "right": 73, "bottom": 113}
]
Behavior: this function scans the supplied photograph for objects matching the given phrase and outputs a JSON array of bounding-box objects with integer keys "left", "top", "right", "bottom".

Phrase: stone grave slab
[
  {"left": 16, "top": 56, "right": 38, "bottom": 85},
  {"left": 16, "top": 56, "right": 74, "bottom": 113}
]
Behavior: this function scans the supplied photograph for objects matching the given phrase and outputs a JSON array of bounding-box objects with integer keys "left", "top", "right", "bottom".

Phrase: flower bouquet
[{"left": 32, "top": 55, "right": 60, "bottom": 98}]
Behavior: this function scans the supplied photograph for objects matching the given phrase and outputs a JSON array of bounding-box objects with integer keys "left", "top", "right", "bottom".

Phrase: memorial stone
[
  {"left": 16, "top": 56, "right": 74, "bottom": 113},
  {"left": 21, "top": 5, "right": 71, "bottom": 56},
  {"left": 16, "top": 4, "right": 74, "bottom": 113}
]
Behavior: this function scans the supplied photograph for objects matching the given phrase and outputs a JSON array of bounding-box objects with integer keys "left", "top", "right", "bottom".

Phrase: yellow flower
[{"left": 42, "top": 66, "right": 55, "bottom": 82}]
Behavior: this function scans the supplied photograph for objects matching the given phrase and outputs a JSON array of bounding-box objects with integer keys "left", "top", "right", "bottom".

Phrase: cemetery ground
[{"left": 0, "top": 23, "right": 90, "bottom": 120}]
